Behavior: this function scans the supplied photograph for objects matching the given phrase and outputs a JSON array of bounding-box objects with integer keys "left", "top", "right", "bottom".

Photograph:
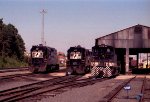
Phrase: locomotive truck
[
  {"left": 29, "top": 44, "right": 59, "bottom": 73},
  {"left": 66, "top": 45, "right": 91, "bottom": 75},
  {"left": 91, "top": 44, "right": 120, "bottom": 77}
]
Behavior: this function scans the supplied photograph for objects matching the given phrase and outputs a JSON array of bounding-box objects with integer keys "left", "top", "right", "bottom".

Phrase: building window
[
  {"left": 138, "top": 53, "right": 150, "bottom": 68},
  {"left": 134, "top": 26, "right": 142, "bottom": 34}
]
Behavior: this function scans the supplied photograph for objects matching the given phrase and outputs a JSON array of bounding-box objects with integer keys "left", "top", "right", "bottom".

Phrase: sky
[{"left": 0, "top": 0, "right": 150, "bottom": 54}]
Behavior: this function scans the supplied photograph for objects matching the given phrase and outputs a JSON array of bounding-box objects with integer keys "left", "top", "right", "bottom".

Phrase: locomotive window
[
  {"left": 70, "top": 52, "right": 81, "bottom": 59},
  {"left": 138, "top": 53, "right": 150, "bottom": 68},
  {"left": 32, "top": 50, "right": 43, "bottom": 58}
]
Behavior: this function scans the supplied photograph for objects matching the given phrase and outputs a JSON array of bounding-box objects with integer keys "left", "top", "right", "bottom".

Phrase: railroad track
[
  {"left": 0, "top": 75, "right": 81, "bottom": 102},
  {"left": 0, "top": 67, "right": 28, "bottom": 73},
  {"left": 19, "top": 77, "right": 108, "bottom": 102},
  {"left": 0, "top": 67, "right": 68, "bottom": 82},
  {"left": 0, "top": 75, "right": 108, "bottom": 102},
  {"left": 98, "top": 75, "right": 149, "bottom": 102},
  {"left": 139, "top": 76, "right": 150, "bottom": 102},
  {"left": 98, "top": 76, "right": 136, "bottom": 102},
  {"left": 0, "top": 73, "right": 33, "bottom": 81}
]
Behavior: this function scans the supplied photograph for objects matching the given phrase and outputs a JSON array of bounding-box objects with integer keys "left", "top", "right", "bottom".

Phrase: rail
[
  {"left": 0, "top": 73, "right": 33, "bottom": 80},
  {"left": 0, "top": 76, "right": 108, "bottom": 102},
  {"left": 99, "top": 76, "right": 136, "bottom": 102},
  {"left": 0, "top": 67, "right": 29, "bottom": 73},
  {"left": 139, "top": 76, "right": 147, "bottom": 102}
]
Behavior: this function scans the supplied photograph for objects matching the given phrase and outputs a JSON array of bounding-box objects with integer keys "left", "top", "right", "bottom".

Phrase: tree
[{"left": 0, "top": 19, "right": 25, "bottom": 61}]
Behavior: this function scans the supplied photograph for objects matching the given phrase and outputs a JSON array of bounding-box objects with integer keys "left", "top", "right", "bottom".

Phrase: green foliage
[
  {"left": 0, "top": 18, "right": 25, "bottom": 61},
  {"left": 0, "top": 18, "right": 27, "bottom": 68},
  {"left": 0, "top": 57, "right": 28, "bottom": 68}
]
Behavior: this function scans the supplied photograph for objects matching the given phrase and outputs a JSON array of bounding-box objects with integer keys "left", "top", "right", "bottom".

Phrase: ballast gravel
[{"left": 38, "top": 75, "right": 134, "bottom": 102}]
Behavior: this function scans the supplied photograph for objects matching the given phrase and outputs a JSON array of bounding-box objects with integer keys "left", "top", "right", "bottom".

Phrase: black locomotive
[
  {"left": 29, "top": 44, "right": 59, "bottom": 73},
  {"left": 66, "top": 45, "right": 91, "bottom": 75},
  {"left": 91, "top": 44, "right": 120, "bottom": 77}
]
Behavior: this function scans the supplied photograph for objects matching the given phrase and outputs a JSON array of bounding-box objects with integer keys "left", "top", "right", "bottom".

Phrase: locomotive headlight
[
  {"left": 67, "top": 71, "right": 72, "bottom": 75},
  {"left": 107, "top": 48, "right": 110, "bottom": 53},
  {"left": 94, "top": 62, "right": 99, "bottom": 66},
  {"left": 108, "top": 62, "right": 115, "bottom": 66}
]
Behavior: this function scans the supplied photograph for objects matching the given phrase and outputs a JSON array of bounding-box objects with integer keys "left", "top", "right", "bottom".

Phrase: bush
[{"left": 0, "top": 57, "right": 28, "bottom": 69}]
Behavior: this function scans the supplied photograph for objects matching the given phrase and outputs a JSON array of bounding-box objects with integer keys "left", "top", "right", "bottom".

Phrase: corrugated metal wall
[{"left": 97, "top": 25, "right": 150, "bottom": 48}]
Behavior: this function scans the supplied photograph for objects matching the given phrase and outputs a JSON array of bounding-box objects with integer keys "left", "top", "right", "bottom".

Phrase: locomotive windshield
[
  {"left": 32, "top": 50, "right": 43, "bottom": 58},
  {"left": 70, "top": 52, "right": 82, "bottom": 59},
  {"left": 99, "top": 47, "right": 113, "bottom": 59},
  {"left": 93, "top": 46, "right": 114, "bottom": 60}
]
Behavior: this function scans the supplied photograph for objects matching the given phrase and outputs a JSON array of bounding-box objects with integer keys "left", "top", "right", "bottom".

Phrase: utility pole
[{"left": 40, "top": 9, "right": 47, "bottom": 46}]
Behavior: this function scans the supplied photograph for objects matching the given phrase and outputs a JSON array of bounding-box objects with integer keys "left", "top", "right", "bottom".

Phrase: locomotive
[
  {"left": 91, "top": 44, "right": 120, "bottom": 77},
  {"left": 66, "top": 45, "right": 91, "bottom": 75},
  {"left": 29, "top": 44, "right": 59, "bottom": 73}
]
